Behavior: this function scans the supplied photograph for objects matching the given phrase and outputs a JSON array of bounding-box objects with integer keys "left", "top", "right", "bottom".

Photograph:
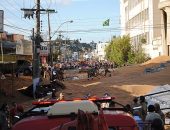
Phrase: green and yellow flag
[{"left": 103, "top": 19, "right": 110, "bottom": 26}]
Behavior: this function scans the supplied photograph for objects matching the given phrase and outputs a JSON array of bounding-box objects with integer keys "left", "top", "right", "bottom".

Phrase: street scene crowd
[{"left": 39, "top": 60, "right": 115, "bottom": 82}]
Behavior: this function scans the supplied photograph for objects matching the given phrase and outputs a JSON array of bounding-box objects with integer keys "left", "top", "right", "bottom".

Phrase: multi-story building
[
  {"left": 7, "top": 34, "right": 24, "bottom": 42},
  {"left": 94, "top": 42, "right": 109, "bottom": 61},
  {"left": 120, "top": 0, "right": 163, "bottom": 58},
  {"left": 159, "top": 0, "right": 170, "bottom": 56},
  {"left": 0, "top": 32, "right": 32, "bottom": 62}
]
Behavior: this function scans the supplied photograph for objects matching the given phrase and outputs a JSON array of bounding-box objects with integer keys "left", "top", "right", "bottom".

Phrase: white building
[
  {"left": 159, "top": 0, "right": 170, "bottom": 56},
  {"left": 83, "top": 52, "right": 93, "bottom": 60},
  {"left": 94, "top": 42, "right": 109, "bottom": 61},
  {"left": 120, "top": 0, "right": 163, "bottom": 58},
  {"left": 72, "top": 52, "right": 78, "bottom": 61}
]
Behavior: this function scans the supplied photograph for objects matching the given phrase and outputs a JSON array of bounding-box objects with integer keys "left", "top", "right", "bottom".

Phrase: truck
[
  {"left": 0, "top": 60, "right": 32, "bottom": 76},
  {"left": 11, "top": 97, "right": 140, "bottom": 130}
]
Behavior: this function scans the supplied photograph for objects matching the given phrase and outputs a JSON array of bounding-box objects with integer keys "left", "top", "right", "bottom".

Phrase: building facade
[
  {"left": 120, "top": 0, "right": 163, "bottom": 58},
  {"left": 159, "top": 0, "right": 170, "bottom": 56},
  {"left": 94, "top": 42, "right": 109, "bottom": 61},
  {"left": 0, "top": 33, "right": 32, "bottom": 62}
]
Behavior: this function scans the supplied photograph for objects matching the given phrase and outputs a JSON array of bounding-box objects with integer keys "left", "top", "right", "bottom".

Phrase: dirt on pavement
[{"left": 0, "top": 56, "right": 170, "bottom": 108}]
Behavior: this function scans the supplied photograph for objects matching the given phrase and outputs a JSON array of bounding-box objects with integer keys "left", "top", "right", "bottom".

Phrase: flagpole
[{"left": 110, "top": 29, "right": 112, "bottom": 42}]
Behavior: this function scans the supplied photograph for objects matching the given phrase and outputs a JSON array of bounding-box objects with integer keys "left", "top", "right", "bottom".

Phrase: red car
[
  {"left": 51, "top": 110, "right": 138, "bottom": 130},
  {"left": 12, "top": 97, "right": 139, "bottom": 130}
]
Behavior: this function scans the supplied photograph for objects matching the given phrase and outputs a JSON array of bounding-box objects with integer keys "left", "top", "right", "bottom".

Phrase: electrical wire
[
  {"left": 4, "top": 26, "right": 32, "bottom": 35},
  {"left": 13, "top": 0, "right": 23, "bottom": 8},
  {"left": 45, "top": 0, "right": 52, "bottom": 9},
  {"left": 5, "top": 27, "right": 31, "bottom": 35},
  {"left": 3, "top": 23, "right": 31, "bottom": 32},
  {"left": 0, "top": 1, "right": 33, "bottom": 25},
  {"left": 49, "top": 23, "right": 170, "bottom": 35},
  {"left": 4, "top": 0, "right": 21, "bottom": 12},
  {"left": 0, "top": 3, "right": 20, "bottom": 19},
  {"left": 0, "top": 22, "right": 32, "bottom": 35}
]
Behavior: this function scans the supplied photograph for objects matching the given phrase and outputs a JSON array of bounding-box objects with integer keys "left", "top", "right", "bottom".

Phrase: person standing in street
[
  {"left": 145, "top": 105, "right": 164, "bottom": 130},
  {"left": 154, "top": 103, "right": 165, "bottom": 124},
  {"left": 139, "top": 96, "right": 147, "bottom": 121},
  {"left": 104, "top": 63, "right": 111, "bottom": 77}
]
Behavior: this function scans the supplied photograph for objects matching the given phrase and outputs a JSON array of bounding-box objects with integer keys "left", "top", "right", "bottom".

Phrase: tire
[{"left": 23, "top": 69, "right": 31, "bottom": 76}]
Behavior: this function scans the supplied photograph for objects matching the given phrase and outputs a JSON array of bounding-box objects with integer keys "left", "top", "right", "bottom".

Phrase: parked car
[{"left": 15, "top": 60, "right": 32, "bottom": 75}]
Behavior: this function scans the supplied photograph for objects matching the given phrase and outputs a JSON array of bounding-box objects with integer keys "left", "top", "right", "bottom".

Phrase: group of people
[
  {"left": 87, "top": 63, "right": 112, "bottom": 80},
  {"left": 0, "top": 102, "right": 24, "bottom": 130},
  {"left": 40, "top": 60, "right": 114, "bottom": 81},
  {"left": 127, "top": 96, "right": 165, "bottom": 130},
  {"left": 40, "top": 63, "right": 64, "bottom": 82}
]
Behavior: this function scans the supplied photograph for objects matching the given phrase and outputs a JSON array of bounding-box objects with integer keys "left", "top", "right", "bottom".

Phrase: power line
[
  {"left": 5, "top": 26, "right": 32, "bottom": 35},
  {"left": 0, "top": 3, "right": 20, "bottom": 19},
  {"left": 4, "top": 0, "right": 21, "bottom": 12},
  {"left": 50, "top": 23, "right": 170, "bottom": 35},
  {"left": 41, "top": 21, "right": 170, "bottom": 37},
  {"left": 45, "top": 0, "right": 52, "bottom": 9},
  {"left": 3, "top": 23, "right": 31, "bottom": 32},
  {"left": 4, "top": 19, "right": 32, "bottom": 31},
  {"left": 0, "top": 23, "right": 32, "bottom": 35},
  {"left": 0, "top": 1, "right": 33, "bottom": 25},
  {"left": 48, "top": 17, "right": 121, "bottom": 25},
  {"left": 13, "top": 0, "right": 23, "bottom": 8}
]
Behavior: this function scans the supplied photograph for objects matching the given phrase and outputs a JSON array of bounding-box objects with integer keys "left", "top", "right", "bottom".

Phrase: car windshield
[{"left": 31, "top": 106, "right": 52, "bottom": 113}]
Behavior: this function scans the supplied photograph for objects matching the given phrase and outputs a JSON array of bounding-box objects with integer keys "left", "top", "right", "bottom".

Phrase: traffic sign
[{"left": 40, "top": 42, "right": 48, "bottom": 56}]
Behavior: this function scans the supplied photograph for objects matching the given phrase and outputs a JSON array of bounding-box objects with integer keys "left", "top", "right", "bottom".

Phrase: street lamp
[
  {"left": 51, "top": 20, "right": 73, "bottom": 39},
  {"left": 49, "top": 20, "right": 73, "bottom": 66}
]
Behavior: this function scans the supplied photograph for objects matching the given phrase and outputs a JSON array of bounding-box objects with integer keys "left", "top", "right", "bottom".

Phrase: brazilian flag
[{"left": 103, "top": 19, "right": 110, "bottom": 26}]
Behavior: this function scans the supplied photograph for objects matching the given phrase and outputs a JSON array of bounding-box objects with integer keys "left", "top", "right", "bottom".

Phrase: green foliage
[
  {"left": 141, "top": 38, "right": 146, "bottom": 44},
  {"left": 105, "top": 35, "right": 149, "bottom": 67},
  {"left": 105, "top": 36, "right": 131, "bottom": 66},
  {"left": 127, "top": 50, "right": 149, "bottom": 64}
]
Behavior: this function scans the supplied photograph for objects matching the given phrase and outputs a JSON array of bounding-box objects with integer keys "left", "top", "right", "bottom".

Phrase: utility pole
[
  {"left": 31, "top": 0, "right": 42, "bottom": 98},
  {"left": 21, "top": 1, "right": 55, "bottom": 98},
  {"left": 47, "top": 11, "right": 51, "bottom": 66},
  {"left": 34, "top": 0, "right": 41, "bottom": 79},
  {"left": 47, "top": 9, "right": 56, "bottom": 66},
  {"left": 59, "top": 32, "right": 62, "bottom": 62},
  {"left": 0, "top": 41, "right": 3, "bottom": 63}
]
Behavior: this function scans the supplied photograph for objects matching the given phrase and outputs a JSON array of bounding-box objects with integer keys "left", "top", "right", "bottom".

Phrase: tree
[
  {"left": 105, "top": 35, "right": 149, "bottom": 67},
  {"left": 105, "top": 36, "right": 131, "bottom": 66},
  {"left": 127, "top": 48, "right": 149, "bottom": 64}
]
